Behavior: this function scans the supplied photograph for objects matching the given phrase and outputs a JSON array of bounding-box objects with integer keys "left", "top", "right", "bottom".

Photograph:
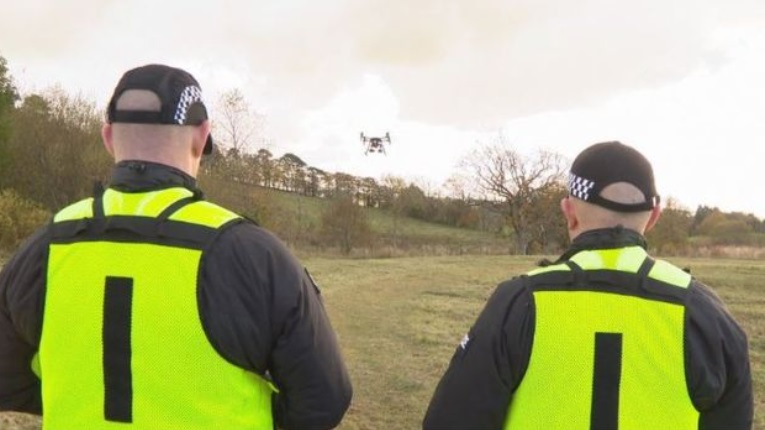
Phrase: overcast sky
[{"left": 3, "top": 0, "right": 765, "bottom": 216}]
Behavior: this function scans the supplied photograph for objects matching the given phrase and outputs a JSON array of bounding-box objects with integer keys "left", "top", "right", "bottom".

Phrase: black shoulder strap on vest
[
  {"left": 636, "top": 255, "right": 656, "bottom": 293},
  {"left": 156, "top": 189, "right": 204, "bottom": 222},
  {"left": 565, "top": 260, "right": 588, "bottom": 288},
  {"left": 636, "top": 255, "right": 656, "bottom": 279},
  {"left": 92, "top": 181, "right": 106, "bottom": 219},
  {"left": 89, "top": 181, "right": 107, "bottom": 234}
]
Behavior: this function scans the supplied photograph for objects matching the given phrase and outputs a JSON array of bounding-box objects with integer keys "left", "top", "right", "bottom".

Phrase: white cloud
[
  {"left": 1, "top": 0, "right": 742, "bottom": 123},
  {"left": 497, "top": 27, "right": 765, "bottom": 215},
  {"left": 3, "top": 0, "right": 765, "bottom": 215}
]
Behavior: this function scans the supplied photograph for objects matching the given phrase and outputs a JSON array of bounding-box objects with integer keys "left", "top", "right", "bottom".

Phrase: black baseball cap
[
  {"left": 568, "top": 141, "right": 660, "bottom": 212},
  {"left": 106, "top": 64, "right": 214, "bottom": 155}
]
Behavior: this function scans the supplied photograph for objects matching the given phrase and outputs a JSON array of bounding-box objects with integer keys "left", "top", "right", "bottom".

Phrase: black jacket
[
  {"left": 423, "top": 228, "right": 753, "bottom": 430},
  {"left": 0, "top": 161, "right": 352, "bottom": 429}
]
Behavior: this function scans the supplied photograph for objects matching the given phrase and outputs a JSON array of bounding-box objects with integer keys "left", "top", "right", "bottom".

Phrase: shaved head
[
  {"left": 110, "top": 90, "right": 194, "bottom": 156},
  {"left": 562, "top": 181, "right": 660, "bottom": 240},
  {"left": 102, "top": 89, "right": 209, "bottom": 176}
]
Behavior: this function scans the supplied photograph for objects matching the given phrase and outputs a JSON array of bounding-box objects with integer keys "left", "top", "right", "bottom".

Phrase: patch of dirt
[{"left": 0, "top": 412, "right": 41, "bottom": 430}]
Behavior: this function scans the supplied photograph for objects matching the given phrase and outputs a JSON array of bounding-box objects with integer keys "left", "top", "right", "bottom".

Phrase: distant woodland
[{"left": 2, "top": 55, "right": 765, "bottom": 258}]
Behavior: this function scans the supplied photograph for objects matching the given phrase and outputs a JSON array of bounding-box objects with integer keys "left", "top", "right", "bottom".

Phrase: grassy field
[
  {"left": 311, "top": 255, "right": 764, "bottom": 429},
  {"left": 1, "top": 255, "right": 762, "bottom": 429}
]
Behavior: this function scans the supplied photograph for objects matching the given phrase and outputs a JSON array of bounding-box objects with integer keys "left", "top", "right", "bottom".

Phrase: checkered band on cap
[
  {"left": 568, "top": 173, "right": 595, "bottom": 201},
  {"left": 174, "top": 85, "right": 204, "bottom": 124}
]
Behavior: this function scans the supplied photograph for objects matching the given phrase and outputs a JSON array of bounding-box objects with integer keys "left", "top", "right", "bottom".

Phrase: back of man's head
[
  {"left": 102, "top": 64, "right": 214, "bottom": 174},
  {"left": 109, "top": 90, "right": 193, "bottom": 160},
  {"left": 565, "top": 141, "right": 660, "bottom": 234}
]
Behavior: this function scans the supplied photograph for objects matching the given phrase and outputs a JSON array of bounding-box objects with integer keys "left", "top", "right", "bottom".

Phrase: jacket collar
[
  {"left": 542, "top": 226, "right": 648, "bottom": 266},
  {"left": 108, "top": 160, "right": 199, "bottom": 193}
]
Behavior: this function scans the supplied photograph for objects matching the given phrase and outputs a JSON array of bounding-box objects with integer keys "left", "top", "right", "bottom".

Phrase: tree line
[{"left": 1, "top": 55, "right": 765, "bottom": 257}]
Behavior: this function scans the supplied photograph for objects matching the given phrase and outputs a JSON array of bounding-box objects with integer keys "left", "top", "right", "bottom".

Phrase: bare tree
[
  {"left": 524, "top": 182, "right": 568, "bottom": 253},
  {"left": 462, "top": 136, "right": 566, "bottom": 254},
  {"left": 214, "top": 89, "right": 265, "bottom": 154}
]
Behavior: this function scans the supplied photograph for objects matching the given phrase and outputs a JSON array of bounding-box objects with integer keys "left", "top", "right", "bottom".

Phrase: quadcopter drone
[{"left": 360, "top": 131, "right": 391, "bottom": 155}]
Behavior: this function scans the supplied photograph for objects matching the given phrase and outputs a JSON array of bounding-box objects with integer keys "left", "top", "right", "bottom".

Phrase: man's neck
[
  {"left": 114, "top": 155, "right": 197, "bottom": 178},
  {"left": 109, "top": 160, "right": 199, "bottom": 192}
]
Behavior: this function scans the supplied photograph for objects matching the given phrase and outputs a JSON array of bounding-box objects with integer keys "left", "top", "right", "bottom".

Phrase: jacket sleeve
[
  {"left": 423, "top": 278, "right": 534, "bottom": 430},
  {"left": 198, "top": 223, "right": 352, "bottom": 430},
  {"left": 0, "top": 227, "right": 49, "bottom": 414},
  {"left": 685, "top": 281, "right": 753, "bottom": 429}
]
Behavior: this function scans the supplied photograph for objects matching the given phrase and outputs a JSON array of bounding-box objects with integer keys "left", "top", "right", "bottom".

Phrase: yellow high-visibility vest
[
  {"left": 39, "top": 187, "right": 274, "bottom": 429},
  {"left": 505, "top": 246, "right": 699, "bottom": 429}
]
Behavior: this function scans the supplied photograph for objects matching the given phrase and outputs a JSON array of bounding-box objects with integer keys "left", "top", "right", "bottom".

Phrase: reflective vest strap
[
  {"left": 527, "top": 247, "right": 649, "bottom": 277},
  {"left": 53, "top": 189, "right": 242, "bottom": 232},
  {"left": 53, "top": 198, "right": 94, "bottom": 223},
  {"left": 168, "top": 200, "right": 241, "bottom": 229},
  {"left": 563, "top": 255, "right": 656, "bottom": 291},
  {"left": 648, "top": 259, "right": 692, "bottom": 288},
  {"left": 100, "top": 188, "right": 195, "bottom": 218},
  {"left": 528, "top": 248, "right": 691, "bottom": 294},
  {"left": 568, "top": 247, "right": 647, "bottom": 273}
]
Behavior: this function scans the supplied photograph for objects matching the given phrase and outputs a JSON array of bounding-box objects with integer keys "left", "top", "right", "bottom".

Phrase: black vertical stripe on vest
[
  {"left": 591, "top": 332, "right": 623, "bottom": 430},
  {"left": 103, "top": 276, "right": 134, "bottom": 423}
]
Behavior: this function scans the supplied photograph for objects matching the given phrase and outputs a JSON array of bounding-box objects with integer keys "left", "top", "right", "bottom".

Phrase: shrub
[
  {"left": 320, "top": 194, "right": 371, "bottom": 255},
  {"left": 0, "top": 189, "right": 50, "bottom": 251}
]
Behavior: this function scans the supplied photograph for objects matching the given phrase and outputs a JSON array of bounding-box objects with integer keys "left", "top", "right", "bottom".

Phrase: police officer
[
  {"left": 0, "top": 64, "right": 352, "bottom": 429},
  {"left": 423, "top": 141, "right": 753, "bottom": 429}
]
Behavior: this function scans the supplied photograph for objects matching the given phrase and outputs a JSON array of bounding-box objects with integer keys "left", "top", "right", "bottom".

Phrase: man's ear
[
  {"left": 644, "top": 205, "right": 662, "bottom": 233},
  {"left": 192, "top": 120, "right": 211, "bottom": 157},
  {"left": 102, "top": 123, "right": 115, "bottom": 157},
  {"left": 561, "top": 196, "right": 578, "bottom": 231}
]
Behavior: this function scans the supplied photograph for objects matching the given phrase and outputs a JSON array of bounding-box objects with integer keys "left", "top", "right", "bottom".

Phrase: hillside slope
[{"left": 199, "top": 176, "right": 509, "bottom": 255}]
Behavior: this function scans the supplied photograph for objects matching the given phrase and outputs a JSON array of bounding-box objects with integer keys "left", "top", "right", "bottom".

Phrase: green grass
[{"left": 1, "top": 255, "right": 762, "bottom": 429}]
